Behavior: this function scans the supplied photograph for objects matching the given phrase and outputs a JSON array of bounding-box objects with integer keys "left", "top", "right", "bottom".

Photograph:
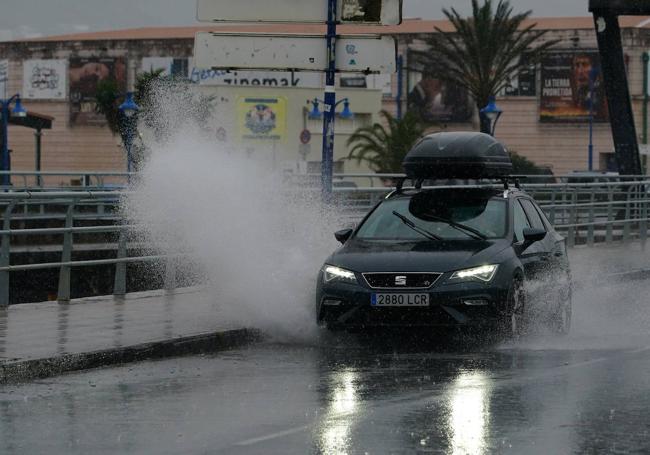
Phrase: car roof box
[{"left": 403, "top": 132, "right": 512, "bottom": 179}]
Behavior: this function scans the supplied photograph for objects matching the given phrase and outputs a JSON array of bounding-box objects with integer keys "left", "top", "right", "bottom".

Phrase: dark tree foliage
[
  {"left": 94, "top": 78, "right": 121, "bottom": 135},
  {"left": 409, "top": 0, "right": 560, "bottom": 133},
  {"left": 510, "top": 150, "right": 551, "bottom": 176},
  {"left": 346, "top": 110, "right": 424, "bottom": 173}
]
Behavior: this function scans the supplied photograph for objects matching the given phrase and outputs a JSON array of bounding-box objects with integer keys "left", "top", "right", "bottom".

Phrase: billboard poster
[
  {"left": 23, "top": 59, "right": 67, "bottom": 99},
  {"left": 0, "top": 60, "right": 8, "bottom": 98},
  {"left": 503, "top": 53, "right": 536, "bottom": 97},
  {"left": 540, "top": 51, "right": 608, "bottom": 123},
  {"left": 237, "top": 97, "right": 287, "bottom": 142},
  {"left": 407, "top": 74, "right": 472, "bottom": 123},
  {"left": 69, "top": 57, "right": 127, "bottom": 125}
]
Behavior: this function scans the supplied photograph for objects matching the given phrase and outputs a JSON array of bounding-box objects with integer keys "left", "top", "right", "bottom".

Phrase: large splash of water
[{"left": 123, "top": 125, "right": 343, "bottom": 341}]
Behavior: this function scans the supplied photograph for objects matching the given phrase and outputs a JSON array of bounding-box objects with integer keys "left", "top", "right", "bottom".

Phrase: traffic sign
[
  {"left": 300, "top": 129, "right": 312, "bottom": 144},
  {"left": 193, "top": 33, "right": 396, "bottom": 73},
  {"left": 197, "top": 0, "right": 402, "bottom": 25}
]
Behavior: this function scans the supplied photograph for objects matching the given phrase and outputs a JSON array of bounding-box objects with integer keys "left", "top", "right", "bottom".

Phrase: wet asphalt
[{"left": 1, "top": 279, "right": 650, "bottom": 454}]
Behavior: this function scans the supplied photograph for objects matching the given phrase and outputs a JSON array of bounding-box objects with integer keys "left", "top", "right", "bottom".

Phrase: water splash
[{"left": 123, "top": 122, "right": 342, "bottom": 341}]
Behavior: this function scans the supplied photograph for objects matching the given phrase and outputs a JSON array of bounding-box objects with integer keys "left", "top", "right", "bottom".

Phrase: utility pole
[{"left": 321, "top": 0, "right": 337, "bottom": 201}]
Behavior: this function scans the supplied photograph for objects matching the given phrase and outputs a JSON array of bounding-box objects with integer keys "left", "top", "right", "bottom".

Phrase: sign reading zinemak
[
  {"left": 197, "top": 0, "right": 402, "bottom": 25},
  {"left": 193, "top": 33, "right": 396, "bottom": 74}
]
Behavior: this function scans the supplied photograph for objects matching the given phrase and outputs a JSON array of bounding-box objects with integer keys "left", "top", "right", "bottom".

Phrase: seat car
[{"left": 316, "top": 132, "right": 572, "bottom": 336}]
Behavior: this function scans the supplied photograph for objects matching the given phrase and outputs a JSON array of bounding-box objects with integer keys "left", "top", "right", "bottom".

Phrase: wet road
[{"left": 2, "top": 279, "right": 650, "bottom": 454}]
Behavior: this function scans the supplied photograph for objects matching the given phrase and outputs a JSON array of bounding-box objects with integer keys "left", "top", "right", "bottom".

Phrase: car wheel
[{"left": 500, "top": 277, "right": 526, "bottom": 339}]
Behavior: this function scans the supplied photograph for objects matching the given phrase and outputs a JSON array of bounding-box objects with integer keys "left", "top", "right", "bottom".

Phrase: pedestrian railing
[
  {"left": 0, "top": 192, "right": 181, "bottom": 307},
  {"left": 0, "top": 179, "right": 648, "bottom": 306},
  {"left": 0, "top": 171, "right": 131, "bottom": 191}
]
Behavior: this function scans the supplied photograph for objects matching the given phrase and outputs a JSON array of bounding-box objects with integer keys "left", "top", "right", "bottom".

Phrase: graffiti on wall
[{"left": 23, "top": 59, "right": 67, "bottom": 99}]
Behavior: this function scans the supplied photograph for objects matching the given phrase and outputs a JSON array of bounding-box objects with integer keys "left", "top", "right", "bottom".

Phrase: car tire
[{"left": 499, "top": 277, "right": 526, "bottom": 339}]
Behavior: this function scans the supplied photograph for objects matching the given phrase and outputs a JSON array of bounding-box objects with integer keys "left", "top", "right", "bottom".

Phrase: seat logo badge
[{"left": 395, "top": 276, "right": 407, "bottom": 286}]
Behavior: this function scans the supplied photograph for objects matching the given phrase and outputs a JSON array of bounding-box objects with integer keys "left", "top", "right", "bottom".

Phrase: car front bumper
[{"left": 316, "top": 276, "right": 510, "bottom": 328}]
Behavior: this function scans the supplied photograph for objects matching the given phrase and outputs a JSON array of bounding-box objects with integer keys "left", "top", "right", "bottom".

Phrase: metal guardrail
[
  {"left": 0, "top": 194, "right": 180, "bottom": 307},
  {"left": 0, "top": 171, "right": 647, "bottom": 191},
  {"left": 0, "top": 171, "right": 132, "bottom": 191},
  {"left": 0, "top": 179, "right": 648, "bottom": 307}
]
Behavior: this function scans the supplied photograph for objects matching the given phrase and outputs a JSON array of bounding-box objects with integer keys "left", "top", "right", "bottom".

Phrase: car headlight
[
  {"left": 449, "top": 265, "right": 498, "bottom": 283},
  {"left": 322, "top": 265, "right": 358, "bottom": 284}
]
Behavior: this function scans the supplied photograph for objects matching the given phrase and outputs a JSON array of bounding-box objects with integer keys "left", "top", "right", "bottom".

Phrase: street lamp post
[
  {"left": 118, "top": 92, "right": 140, "bottom": 178},
  {"left": 480, "top": 96, "right": 503, "bottom": 137},
  {"left": 308, "top": 98, "right": 354, "bottom": 121},
  {"left": 1, "top": 94, "right": 27, "bottom": 187},
  {"left": 309, "top": 97, "right": 353, "bottom": 187},
  {"left": 588, "top": 66, "right": 600, "bottom": 172}
]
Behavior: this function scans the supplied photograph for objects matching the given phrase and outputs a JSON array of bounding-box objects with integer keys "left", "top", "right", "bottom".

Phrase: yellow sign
[{"left": 237, "top": 96, "right": 287, "bottom": 142}]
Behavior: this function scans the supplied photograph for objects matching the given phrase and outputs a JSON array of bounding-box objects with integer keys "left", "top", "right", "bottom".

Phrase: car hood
[{"left": 326, "top": 238, "right": 511, "bottom": 273}]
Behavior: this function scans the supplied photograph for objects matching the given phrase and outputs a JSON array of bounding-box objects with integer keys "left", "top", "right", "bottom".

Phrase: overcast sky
[{"left": 0, "top": 0, "right": 590, "bottom": 41}]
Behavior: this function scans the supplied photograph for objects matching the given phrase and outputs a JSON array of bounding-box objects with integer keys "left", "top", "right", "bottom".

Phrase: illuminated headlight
[
  {"left": 449, "top": 265, "right": 498, "bottom": 283},
  {"left": 322, "top": 265, "right": 358, "bottom": 284}
]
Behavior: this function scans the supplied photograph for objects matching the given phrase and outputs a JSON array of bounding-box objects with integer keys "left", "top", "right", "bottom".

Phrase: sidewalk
[{"left": 0, "top": 288, "right": 258, "bottom": 384}]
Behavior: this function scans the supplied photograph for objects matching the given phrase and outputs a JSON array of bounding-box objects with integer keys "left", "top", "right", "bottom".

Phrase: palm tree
[
  {"left": 409, "top": 0, "right": 559, "bottom": 133},
  {"left": 346, "top": 110, "right": 424, "bottom": 174}
]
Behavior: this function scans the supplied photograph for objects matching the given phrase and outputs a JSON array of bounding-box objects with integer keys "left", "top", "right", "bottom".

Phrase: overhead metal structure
[{"left": 589, "top": 0, "right": 648, "bottom": 175}]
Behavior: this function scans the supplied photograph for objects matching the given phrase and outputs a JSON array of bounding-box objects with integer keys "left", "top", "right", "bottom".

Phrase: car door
[{"left": 530, "top": 199, "right": 570, "bottom": 274}]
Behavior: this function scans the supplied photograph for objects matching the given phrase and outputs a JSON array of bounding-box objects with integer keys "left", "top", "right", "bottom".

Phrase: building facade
[{"left": 1, "top": 17, "right": 650, "bottom": 183}]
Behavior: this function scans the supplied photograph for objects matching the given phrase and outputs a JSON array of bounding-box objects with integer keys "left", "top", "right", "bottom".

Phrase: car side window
[
  {"left": 513, "top": 200, "right": 531, "bottom": 243},
  {"left": 533, "top": 202, "right": 552, "bottom": 230},
  {"left": 520, "top": 199, "right": 546, "bottom": 231}
]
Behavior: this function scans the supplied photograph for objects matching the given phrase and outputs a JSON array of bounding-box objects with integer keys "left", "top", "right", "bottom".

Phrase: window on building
[{"left": 171, "top": 58, "right": 189, "bottom": 78}]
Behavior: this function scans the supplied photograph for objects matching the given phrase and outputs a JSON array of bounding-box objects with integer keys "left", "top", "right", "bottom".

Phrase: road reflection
[
  {"left": 319, "top": 370, "right": 359, "bottom": 455},
  {"left": 448, "top": 371, "right": 490, "bottom": 455}
]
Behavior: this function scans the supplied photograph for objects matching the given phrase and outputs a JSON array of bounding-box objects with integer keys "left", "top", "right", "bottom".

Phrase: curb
[{"left": 0, "top": 328, "right": 261, "bottom": 385}]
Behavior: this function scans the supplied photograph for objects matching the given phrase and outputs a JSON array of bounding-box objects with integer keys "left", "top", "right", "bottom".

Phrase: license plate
[{"left": 371, "top": 293, "right": 429, "bottom": 307}]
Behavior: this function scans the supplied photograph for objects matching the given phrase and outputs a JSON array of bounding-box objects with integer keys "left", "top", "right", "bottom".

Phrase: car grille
[{"left": 362, "top": 272, "right": 442, "bottom": 289}]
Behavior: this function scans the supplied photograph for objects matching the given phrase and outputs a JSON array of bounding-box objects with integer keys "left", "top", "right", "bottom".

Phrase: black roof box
[{"left": 403, "top": 132, "right": 512, "bottom": 179}]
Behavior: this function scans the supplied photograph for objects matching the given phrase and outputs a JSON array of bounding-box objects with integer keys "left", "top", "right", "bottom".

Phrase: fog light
[
  {"left": 463, "top": 299, "right": 489, "bottom": 306},
  {"left": 323, "top": 299, "right": 343, "bottom": 306}
]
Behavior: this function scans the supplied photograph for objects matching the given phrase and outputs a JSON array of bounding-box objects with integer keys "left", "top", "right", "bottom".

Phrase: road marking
[{"left": 233, "top": 424, "right": 311, "bottom": 446}]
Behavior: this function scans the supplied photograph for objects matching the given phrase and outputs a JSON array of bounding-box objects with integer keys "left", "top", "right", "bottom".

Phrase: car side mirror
[
  {"left": 522, "top": 228, "right": 546, "bottom": 248},
  {"left": 334, "top": 228, "right": 353, "bottom": 244}
]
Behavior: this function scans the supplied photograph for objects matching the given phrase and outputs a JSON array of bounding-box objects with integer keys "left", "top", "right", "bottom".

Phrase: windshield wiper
[
  {"left": 423, "top": 214, "right": 488, "bottom": 240},
  {"left": 392, "top": 211, "right": 442, "bottom": 241}
]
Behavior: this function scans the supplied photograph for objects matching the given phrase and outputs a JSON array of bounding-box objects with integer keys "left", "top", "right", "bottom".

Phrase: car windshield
[{"left": 355, "top": 189, "right": 507, "bottom": 241}]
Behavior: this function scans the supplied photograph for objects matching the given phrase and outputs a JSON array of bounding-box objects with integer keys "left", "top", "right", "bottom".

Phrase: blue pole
[
  {"left": 321, "top": 0, "right": 337, "bottom": 201},
  {"left": 1, "top": 100, "right": 9, "bottom": 187},
  {"left": 125, "top": 127, "right": 133, "bottom": 175}
]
